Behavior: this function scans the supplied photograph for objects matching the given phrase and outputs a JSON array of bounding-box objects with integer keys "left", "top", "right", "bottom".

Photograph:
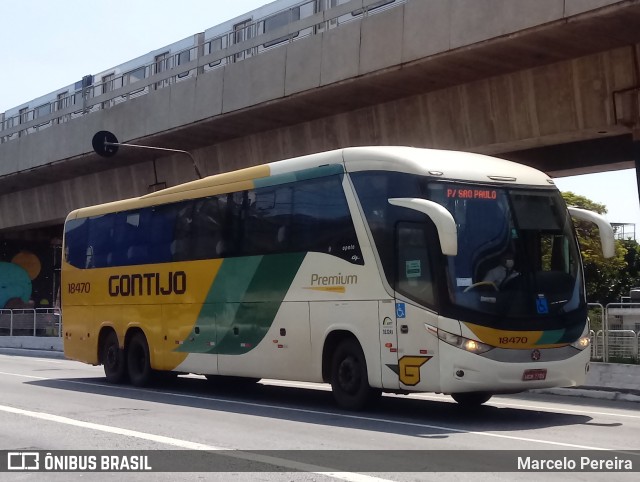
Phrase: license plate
[{"left": 522, "top": 368, "right": 547, "bottom": 381}]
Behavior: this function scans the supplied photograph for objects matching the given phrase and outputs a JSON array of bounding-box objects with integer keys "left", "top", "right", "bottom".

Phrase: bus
[{"left": 62, "top": 146, "right": 615, "bottom": 409}]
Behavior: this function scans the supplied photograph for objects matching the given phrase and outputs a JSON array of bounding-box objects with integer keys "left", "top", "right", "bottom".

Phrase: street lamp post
[{"left": 91, "top": 130, "right": 203, "bottom": 179}]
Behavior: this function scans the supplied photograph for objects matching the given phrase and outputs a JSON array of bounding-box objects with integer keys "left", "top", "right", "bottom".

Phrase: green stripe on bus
[
  {"left": 207, "top": 256, "right": 263, "bottom": 304},
  {"left": 175, "top": 256, "right": 262, "bottom": 354},
  {"left": 176, "top": 253, "right": 306, "bottom": 355},
  {"left": 535, "top": 329, "right": 565, "bottom": 345}
]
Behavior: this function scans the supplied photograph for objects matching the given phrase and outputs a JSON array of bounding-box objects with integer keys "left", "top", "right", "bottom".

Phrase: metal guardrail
[
  {"left": 607, "top": 329, "right": 638, "bottom": 360},
  {"left": 590, "top": 329, "right": 639, "bottom": 362},
  {"left": 0, "top": 0, "right": 405, "bottom": 143},
  {"left": 0, "top": 309, "right": 62, "bottom": 337},
  {"left": 588, "top": 302, "right": 606, "bottom": 360},
  {"left": 588, "top": 302, "right": 640, "bottom": 362}
]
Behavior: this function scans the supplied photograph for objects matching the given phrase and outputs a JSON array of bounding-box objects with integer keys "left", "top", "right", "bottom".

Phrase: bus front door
[{"left": 393, "top": 222, "right": 441, "bottom": 392}]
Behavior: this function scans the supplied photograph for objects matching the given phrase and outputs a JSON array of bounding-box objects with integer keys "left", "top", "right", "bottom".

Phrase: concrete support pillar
[{"left": 197, "top": 32, "right": 206, "bottom": 75}]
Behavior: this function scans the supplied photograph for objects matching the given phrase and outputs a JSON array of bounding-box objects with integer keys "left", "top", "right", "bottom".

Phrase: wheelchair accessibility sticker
[
  {"left": 536, "top": 295, "right": 549, "bottom": 314},
  {"left": 396, "top": 303, "right": 406, "bottom": 318}
]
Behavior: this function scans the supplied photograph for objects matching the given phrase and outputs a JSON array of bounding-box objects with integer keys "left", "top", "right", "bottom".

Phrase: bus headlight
[
  {"left": 427, "top": 326, "right": 494, "bottom": 354},
  {"left": 571, "top": 336, "right": 590, "bottom": 350}
]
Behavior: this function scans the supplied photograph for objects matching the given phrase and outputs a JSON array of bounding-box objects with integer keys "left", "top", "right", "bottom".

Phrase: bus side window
[
  {"left": 218, "top": 193, "right": 242, "bottom": 257},
  {"left": 85, "top": 246, "right": 94, "bottom": 269},
  {"left": 86, "top": 214, "right": 115, "bottom": 268},
  {"left": 124, "top": 212, "right": 147, "bottom": 265},
  {"left": 192, "top": 197, "right": 223, "bottom": 260},
  {"left": 147, "top": 205, "right": 176, "bottom": 263},
  {"left": 64, "top": 218, "right": 89, "bottom": 268},
  {"left": 111, "top": 212, "right": 136, "bottom": 266},
  {"left": 291, "top": 175, "right": 362, "bottom": 264},
  {"left": 172, "top": 201, "right": 195, "bottom": 261},
  {"left": 244, "top": 186, "right": 292, "bottom": 255}
]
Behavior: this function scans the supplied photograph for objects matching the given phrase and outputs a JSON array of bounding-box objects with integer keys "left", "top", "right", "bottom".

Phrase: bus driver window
[{"left": 395, "top": 222, "right": 435, "bottom": 307}]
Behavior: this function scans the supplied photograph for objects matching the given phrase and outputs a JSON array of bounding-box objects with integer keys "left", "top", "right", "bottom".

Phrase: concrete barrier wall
[
  {"left": 586, "top": 362, "right": 640, "bottom": 391},
  {"left": 0, "top": 336, "right": 62, "bottom": 352}
]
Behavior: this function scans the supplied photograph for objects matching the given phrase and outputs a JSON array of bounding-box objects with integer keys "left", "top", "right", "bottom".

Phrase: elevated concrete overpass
[{"left": 1, "top": 0, "right": 640, "bottom": 235}]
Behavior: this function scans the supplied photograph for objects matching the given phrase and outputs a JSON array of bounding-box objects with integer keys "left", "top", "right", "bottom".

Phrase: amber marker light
[{"left": 571, "top": 336, "right": 590, "bottom": 350}]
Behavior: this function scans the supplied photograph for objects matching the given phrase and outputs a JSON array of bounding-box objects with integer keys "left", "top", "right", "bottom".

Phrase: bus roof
[
  {"left": 66, "top": 146, "right": 555, "bottom": 220},
  {"left": 340, "top": 146, "right": 553, "bottom": 185}
]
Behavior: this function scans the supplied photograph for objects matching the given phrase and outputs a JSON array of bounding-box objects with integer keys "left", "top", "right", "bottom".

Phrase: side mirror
[
  {"left": 388, "top": 198, "right": 458, "bottom": 256},
  {"left": 568, "top": 206, "right": 616, "bottom": 258}
]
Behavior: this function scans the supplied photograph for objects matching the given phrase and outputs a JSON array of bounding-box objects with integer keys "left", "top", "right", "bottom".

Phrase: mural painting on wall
[{"left": 0, "top": 241, "right": 57, "bottom": 310}]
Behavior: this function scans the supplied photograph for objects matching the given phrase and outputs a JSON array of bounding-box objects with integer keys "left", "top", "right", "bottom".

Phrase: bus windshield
[
  {"left": 351, "top": 172, "right": 584, "bottom": 325},
  {"left": 429, "top": 183, "right": 583, "bottom": 319}
]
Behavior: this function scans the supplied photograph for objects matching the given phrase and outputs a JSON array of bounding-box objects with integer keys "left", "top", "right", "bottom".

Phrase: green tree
[
  {"left": 618, "top": 238, "right": 640, "bottom": 296},
  {"left": 562, "top": 191, "right": 639, "bottom": 304}
]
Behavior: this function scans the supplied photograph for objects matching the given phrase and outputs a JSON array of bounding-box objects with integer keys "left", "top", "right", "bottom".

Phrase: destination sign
[{"left": 446, "top": 188, "right": 497, "bottom": 200}]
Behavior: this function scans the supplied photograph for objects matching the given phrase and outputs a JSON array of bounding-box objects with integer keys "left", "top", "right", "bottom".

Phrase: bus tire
[
  {"left": 102, "top": 331, "right": 126, "bottom": 384},
  {"left": 451, "top": 392, "right": 492, "bottom": 406},
  {"left": 127, "top": 332, "right": 152, "bottom": 387},
  {"left": 330, "top": 339, "right": 380, "bottom": 410}
]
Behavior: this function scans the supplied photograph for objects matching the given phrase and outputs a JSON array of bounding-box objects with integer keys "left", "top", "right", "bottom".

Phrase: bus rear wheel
[
  {"left": 102, "top": 331, "right": 126, "bottom": 384},
  {"left": 127, "top": 332, "right": 152, "bottom": 387},
  {"left": 451, "top": 392, "right": 492, "bottom": 406},
  {"left": 331, "top": 339, "right": 380, "bottom": 410}
]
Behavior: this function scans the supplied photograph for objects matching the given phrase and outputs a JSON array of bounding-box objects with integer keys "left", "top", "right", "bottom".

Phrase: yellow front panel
[{"left": 464, "top": 322, "right": 567, "bottom": 349}]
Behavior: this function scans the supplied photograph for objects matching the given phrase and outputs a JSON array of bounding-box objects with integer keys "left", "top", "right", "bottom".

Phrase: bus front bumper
[{"left": 437, "top": 340, "right": 591, "bottom": 394}]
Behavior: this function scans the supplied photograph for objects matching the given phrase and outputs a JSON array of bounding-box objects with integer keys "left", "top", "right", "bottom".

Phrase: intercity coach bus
[{"left": 62, "top": 147, "right": 614, "bottom": 409}]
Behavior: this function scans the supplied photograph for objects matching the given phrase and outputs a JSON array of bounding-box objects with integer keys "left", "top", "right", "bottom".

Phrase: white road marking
[
  {"left": 0, "top": 371, "right": 50, "bottom": 380},
  {"left": 0, "top": 402, "right": 217, "bottom": 449},
  {"left": 0, "top": 403, "right": 389, "bottom": 482}
]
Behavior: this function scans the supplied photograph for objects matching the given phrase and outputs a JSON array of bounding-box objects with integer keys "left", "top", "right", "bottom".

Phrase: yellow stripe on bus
[
  {"left": 464, "top": 322, "right": 568, "bottom": 349},
  {"left": 303, "top": 286, "right": 346, "bottom": 293},
  {"left": 68, "top": 164, "right": 271, "bottom": 219},
  {"left": 142, "top": 165, "right": 271, "bottom": 199}
]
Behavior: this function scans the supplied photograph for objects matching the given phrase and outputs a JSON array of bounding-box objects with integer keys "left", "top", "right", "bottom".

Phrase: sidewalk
[{"left": 532, "top": 386, "right": 640, "bottom": 403}]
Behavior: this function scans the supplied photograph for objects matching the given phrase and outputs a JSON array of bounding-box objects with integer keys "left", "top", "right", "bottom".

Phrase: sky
[
  {"left": 554, "top": 169, "right": 640, "bottom": 236},
  {"left": 1, "top": 0, "right": 638, "bottom": 236},
  {"left": 0, "top": 0, "right": 269, "bottom": 112}
]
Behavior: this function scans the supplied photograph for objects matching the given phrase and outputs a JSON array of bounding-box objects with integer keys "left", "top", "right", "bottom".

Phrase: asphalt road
[{"left": 0, "top": 348, "right": 639, "bottom": 481}]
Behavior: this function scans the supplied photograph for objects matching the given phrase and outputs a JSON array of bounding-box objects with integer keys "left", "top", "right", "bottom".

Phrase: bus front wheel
[
  {"left": 331, "top": 339, "right": 380, "bottom": 410},
  {"left": 451, "top": 392, "right": 492, "bottom": 406},
  {"left": 127, "top": 332, "right": 152, "bottom": 387},
  {"left": 102, "top": 331, "right": 126, "bottom": 384}
]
